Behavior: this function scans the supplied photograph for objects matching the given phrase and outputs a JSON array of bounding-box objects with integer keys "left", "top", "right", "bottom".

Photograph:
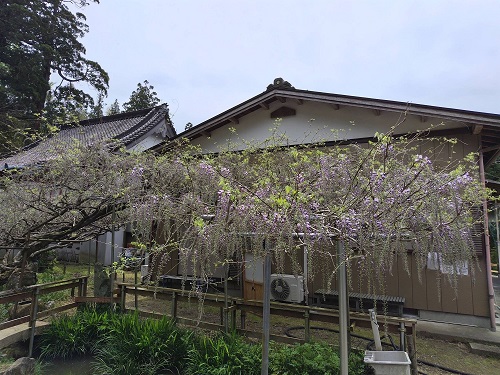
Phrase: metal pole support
[
  {"left": 261, "top": 250, "right": 272, "bottom": 375},
  {"left": 171, "top": 291, "right": 177, "bottom": 322},
  {"left": 304, "top": 310, "right": 310, "bottom": 342},
  {"left": 399, "top": 322, "right": 406, "bottom": 351},
  {"left": 338, "top": 240, "right": 349, "bottom": 375},
  {"left": 406, "top": 332, "right": 418, "bottom": 375}
]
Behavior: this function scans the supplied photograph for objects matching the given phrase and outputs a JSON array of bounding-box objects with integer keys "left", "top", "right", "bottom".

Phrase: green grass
[
  {"left": 39, "top": 308, "right": 372, "bottom": 375},
  {"left": 186, "top": 332, "right": 261, "bottom": 375},
  {"left": 269, "top": 341, "right": 372, "bottom": 375},
  {"left": 40, "top": 308, "right": 113, "bottom": 359},
  {"left": 92, "top": 313, "right": 193, "bottom": 375}
]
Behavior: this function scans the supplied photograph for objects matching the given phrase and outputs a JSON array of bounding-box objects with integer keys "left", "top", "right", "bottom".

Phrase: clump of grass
[
  {"left": 270, "top": 341, "right": 372, "bottom": 375},
  {"left": 92, "top": 314, "right": 193, "bottom": 375},
  {"left": 40, "top": 308, "right": 372, "bottom": 375},
  {"left": 40, "top": 308, "right": 113, "bottom": 359},
  {"left": 186, "top": 332, "right": 261, "bottom": 375},
  {"left": 36, "top": 265, "right": 70, "bottom": 304}
]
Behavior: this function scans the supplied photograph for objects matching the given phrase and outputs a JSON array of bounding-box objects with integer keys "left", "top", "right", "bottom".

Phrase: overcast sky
[{"left": 77, "top": 0, "right": 500, "bottom": 133}]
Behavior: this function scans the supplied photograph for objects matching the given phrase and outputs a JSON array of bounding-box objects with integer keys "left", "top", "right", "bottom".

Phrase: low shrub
[
  {"left": 186, "top": 332, "right": 261, "bottom": 375},
  {"left": 270, "top": 341, "right": 340, "bottom": 375},
  {"left": 40, "top": 308, "right": 113, "bottom": 358},
  {"left": 40, "top": 314, "right": 89, "bottom": 359},
  {"left": 92, "top": 314, "right": 193, "bottom": 375},
  {"left": 40, "top": 309, "right": 373, "bottom": 375},
  {"left": 270, "top": 341, "right": 372, "bottom": 375},
  {"left": 36, "top": 265, "right": 69, "bottom": 304}
]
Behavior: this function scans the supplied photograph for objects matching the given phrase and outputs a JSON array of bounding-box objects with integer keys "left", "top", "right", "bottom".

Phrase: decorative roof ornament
[{"left": 266, "top": 77, "right": 294, "bottom": 91}]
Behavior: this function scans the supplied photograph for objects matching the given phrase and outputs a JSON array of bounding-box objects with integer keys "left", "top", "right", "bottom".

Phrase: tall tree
[
  {"left": 88, "top": 92, "right": 105, "bottom": 119},
  {"left": 123, "top": 80, "right": 161, "bottom": 112},
  {"left": 0, "top": 0, "right": 108, "bottom": 126},
  {"left": 105, "top": 99, "right": 121, "bottom": 116}
]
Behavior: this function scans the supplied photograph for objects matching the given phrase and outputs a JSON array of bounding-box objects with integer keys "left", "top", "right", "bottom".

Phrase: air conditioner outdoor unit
[{"left": 270, "top": 274, "right": 304, "bottom": 303}]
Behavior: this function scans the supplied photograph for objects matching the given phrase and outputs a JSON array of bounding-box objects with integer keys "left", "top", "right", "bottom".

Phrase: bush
[
  {"left": 40, "top": 314, "right": 89, "bottom": 359},
  {"left": 186, "top": 332, "right": 261, "bottom": 375},
  {"left": 40, "top": 308, "right": 113, "bottom": 358},
  {"left": 36, "top": 265, "right": 69, "bottom": 304},
  {"left": 270, "top": 341, "right": 372, "bottom": 375},
  {"left": 92, "top": 313, "right": 193, "bottom": 375},
  {"left": 40, "top": 308, "right": 372, "bottom": 375}
]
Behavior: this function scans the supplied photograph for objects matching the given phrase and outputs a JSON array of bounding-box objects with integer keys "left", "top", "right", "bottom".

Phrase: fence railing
[
  {"left": 0, "top": 276, "right": 88, "bottom": 356},
  {"left": 115, "top": 281, "right": 418, "bottom": 373},
  {"left": 0, "top": 278, "right": 418, "bottom": 374}
]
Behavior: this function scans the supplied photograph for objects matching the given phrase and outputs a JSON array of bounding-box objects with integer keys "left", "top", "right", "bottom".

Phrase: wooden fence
[
  {"left": 116, "top": 281, "right": 418, "bottom": 374},
  {"left": 0, "top": 276, "right": 88, "bottom": 356},
  {"left": 0, "top": 278, "right": 419, "bottom": 374}
]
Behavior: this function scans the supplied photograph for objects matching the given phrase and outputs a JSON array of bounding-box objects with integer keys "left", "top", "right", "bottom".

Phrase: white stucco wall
[
  {"left": 129, "top": 134, "right": 165, "bottom": 152},
  {"left": 95, "top": 229, "right": 125, "bottom": 265},
  {"left": 192, "top": 100, "right": 465, "bottom": 153}
]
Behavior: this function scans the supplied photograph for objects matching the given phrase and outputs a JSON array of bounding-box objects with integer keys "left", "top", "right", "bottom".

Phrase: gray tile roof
[{"left": 1, "top": 104, "right": 173, "bottom": 170}]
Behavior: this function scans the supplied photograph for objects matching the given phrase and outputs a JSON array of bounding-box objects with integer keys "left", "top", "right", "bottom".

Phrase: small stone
[{"left": 2, "top": 357, "right": 35, "bottom": 375}]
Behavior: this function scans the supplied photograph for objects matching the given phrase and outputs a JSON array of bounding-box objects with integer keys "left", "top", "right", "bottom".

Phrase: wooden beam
[
  {"left": 229, "top": 117, "right": 239, "bottom": 125},
  {"left": 330, "top": 103, "right": 340, "bottom": 110},
  {"left": 259, "top": 102, "right": 270, "bottom": 110},
  {"left": 419, "top": 115, "right": 428, "bottom": 123},
  {"left": 473, "top": 124, "right": 483, "bottom": 135},
  {"left": 278, "top": 96, "right": 286, "bottom": 103},
  {"left": 295, "top": 99, "right": 303, "bottom": 105},
  {"left": 73, "top": 296, "right": 121, "bottom": 303},
  {"left": 481, "top": 144, "right": 500, "bottom": 153},
  {"left": 373, "top": 109, "right": 381, "bottom": 116},
  {"left": 202, "top": 131, "right": 211, "bottom": 137}
]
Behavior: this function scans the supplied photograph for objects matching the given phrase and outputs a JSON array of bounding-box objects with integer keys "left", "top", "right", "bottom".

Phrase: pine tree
[{"left": 123, "top": 80, "right": 161, "bottom": 112}]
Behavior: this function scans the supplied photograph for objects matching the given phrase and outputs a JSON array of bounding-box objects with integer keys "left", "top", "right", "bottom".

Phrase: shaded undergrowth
[{"left": 39, "top": 308, "right": 372, "bottom": 375}]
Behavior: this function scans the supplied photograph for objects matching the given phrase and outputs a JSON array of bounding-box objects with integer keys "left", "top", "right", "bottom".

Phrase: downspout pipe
[{"left": 479, "top": 149, "right": 496, "bottom": 331}]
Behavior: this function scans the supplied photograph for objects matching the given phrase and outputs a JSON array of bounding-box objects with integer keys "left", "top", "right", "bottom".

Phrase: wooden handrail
[
  {"left": 115, "top": 282, "right": 416, "bottom": 335},
  {"left": 0, "top": 276, "right": 89, "bottom": 304},
  {"left": 0, "top": 276, "right": 88, "bottom": 357}
]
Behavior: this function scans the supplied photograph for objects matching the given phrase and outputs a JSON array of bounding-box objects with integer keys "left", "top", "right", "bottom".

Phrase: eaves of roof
[
  {"left": 116, "top": 104, "right": 173, "bottom": 145},
  {"left": 162, "top": 83, "right": 500, "bottom": 166},
  {"left": 0, "top": 104, "right": 174, "bottom": 170},
  {"left": 175, "top": 86, "right": 500, "bottom": 141}
]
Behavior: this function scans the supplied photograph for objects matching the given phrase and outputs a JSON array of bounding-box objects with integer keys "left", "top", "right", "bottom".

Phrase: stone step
[{"left": 469, "top": 342, "right": 500, "bottom": 357}]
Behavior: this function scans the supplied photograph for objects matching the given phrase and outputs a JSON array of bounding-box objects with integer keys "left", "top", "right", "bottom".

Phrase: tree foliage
[
  {"left": 128, "top": 131, "right": 487, "bottom": 296},
  {"left": 486, "top": 160, "right": 500, "bottom": 182},
  {"left": 0, "top": 127, "right": 489, "bottom": 294},
  {"left": 0, "top": 0, "right": 108, "bottom": 140},
  {"left": 123, "top": 80, "right": 161, "bottom": 112},
  {"left": 0, "top": 141, "right": 149, "bottom": 275},
  {"left": 105, "top": 99, "right": 121, "bottom": 116}
]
